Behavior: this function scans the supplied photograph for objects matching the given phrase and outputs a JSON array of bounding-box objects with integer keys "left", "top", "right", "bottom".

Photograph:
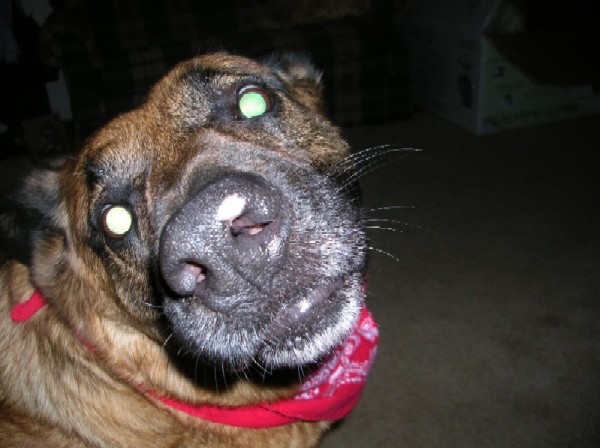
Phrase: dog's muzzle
[{"left": 159, "top": 173, "right": 287, "bottom": 312}]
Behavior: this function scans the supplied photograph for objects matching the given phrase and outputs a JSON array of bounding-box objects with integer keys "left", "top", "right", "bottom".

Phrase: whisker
[
  {"left": 143, "top": 301, "right": 163, "bottom": 309},
  {"left": 367, "top": 246, "right": 400, "bottom": 263},
  {"left": 328, "top": 144, "right": 393, "bottom": 172},
  {"left": 213, "top": 366, "right": 219, "bottom": 394},
  {"left": 221, "top": 363, "right": 229, "bottom": 391},
  {"left": 335, "top": 145, "right": 401, "bottom": 170},
  {"left": 329, "top": 145, "right": 421, "bottom": 177},
  {"left": 341, "top": 145, "right": 421, "bottom": 167},
  {"left": 364, "top": 225, "right": 399, "bottom": 232},
  {"left": 162, "top": 333, "right": 174, "bottom": 349},
  {"left": 297, "top": 365, "right": 308, "bottom": 383},
  {"left": 367, "top": 205, "right": 415, "bottom": 212},
  {"left": 251, "top": 356, "right": 273, "bottom": 381},
  {"left": 365, "top": 218, "right": 439, "bottom": 235},
  {"left": 335, "top": 147, "right": 422, "bottom": 193},
  {"left": 238, "top": 368, "right": 250, "bottom": 381}
]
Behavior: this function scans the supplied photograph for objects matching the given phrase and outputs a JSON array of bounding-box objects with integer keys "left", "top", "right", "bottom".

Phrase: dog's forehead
[
  {"left": 130, "top": 54, "right": 291, "bottom": 137},
  {"left": 192, "top": 54, "right": 272, "bottom": 75},
  {"left": 155, "top": 54, "right": 281, "bottom": 99},
  {"left": 176, "top": 54, "right": 275, "bottom": 81},
  {"left": 79, "top": 116, "right": 154, "bottom": 191},
  {"left": 76, "top": 53, "right": 341, "bottom": 190}
]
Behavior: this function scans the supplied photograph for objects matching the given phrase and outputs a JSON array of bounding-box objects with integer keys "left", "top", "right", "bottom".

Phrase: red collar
[{"left": 11, "top": 290, "right": 378, "bottom": 428}]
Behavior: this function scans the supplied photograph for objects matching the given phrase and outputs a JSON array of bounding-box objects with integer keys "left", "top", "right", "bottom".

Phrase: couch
[{"left": 40, "top": 0, "right": 411, "bottom": 139}]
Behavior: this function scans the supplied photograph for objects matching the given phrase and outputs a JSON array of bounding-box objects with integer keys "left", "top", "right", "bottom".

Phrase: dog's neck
[{"left": 11, "top": 290, "right": 378, "bottom": 428}]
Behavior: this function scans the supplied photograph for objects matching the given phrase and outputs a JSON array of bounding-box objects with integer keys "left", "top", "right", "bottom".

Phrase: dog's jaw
[
  {"left": 259, "top": 273, "right": 364, "bottom": 367},
  {"left": 162, "top": 271, "right": 364, "bottom": 370}
]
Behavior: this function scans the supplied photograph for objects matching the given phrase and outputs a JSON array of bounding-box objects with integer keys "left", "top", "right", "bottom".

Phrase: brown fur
[{"left": 0, "top": 53, "right": 362, "bottom": 447}]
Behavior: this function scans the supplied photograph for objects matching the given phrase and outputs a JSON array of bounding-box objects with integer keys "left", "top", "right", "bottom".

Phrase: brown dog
[{"left": 0, "top": 53, "right": 377, "bottom": 447}]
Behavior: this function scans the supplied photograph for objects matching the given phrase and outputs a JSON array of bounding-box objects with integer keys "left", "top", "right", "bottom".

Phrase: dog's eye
[
  {"left": 237, "top": 84, "right": 272, "bottom": 119},
  {"left": 101, "top": 205, "right": 133, "bottom": 239}
]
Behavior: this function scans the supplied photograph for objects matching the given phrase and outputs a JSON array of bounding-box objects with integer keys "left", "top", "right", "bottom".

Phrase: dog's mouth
[
  {"left": 257, "top": 273, "right": 363, "bottom": 367},
  {"left": 266, "top": 279, "right": 345, "bottom": 340},
  {"left": 161, "top": 271, "right": 364, "bottom": 370}
]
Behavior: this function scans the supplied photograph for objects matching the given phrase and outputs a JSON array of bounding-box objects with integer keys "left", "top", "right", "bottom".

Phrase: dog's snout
[{"left": 159, "top": 173, "right": 286, "bottom": 312}]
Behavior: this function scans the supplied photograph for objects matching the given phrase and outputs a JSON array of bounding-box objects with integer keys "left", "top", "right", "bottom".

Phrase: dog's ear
[
  {"left": 262, "top": 52, "right": 326, "bottom": 115},
  {"left": 0, "top": 165, "right": 62, "bottom": 264}
]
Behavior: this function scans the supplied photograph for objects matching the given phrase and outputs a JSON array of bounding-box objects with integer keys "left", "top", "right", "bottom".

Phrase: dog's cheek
[
  {"left": 285, "top": 173, "right": 366, "bottom": 276},
  {"left": 30, "top": 191, "right": 157, "bottom": 329},
  {"left": 30, "top": 231, "right": 107, "bottom": 326},
  {"left": 277, "top": 101, "right": 350, "bottom": 168},
  {"left": 84, "top": 223, "right": 159, "bottom": 324},
  {"left": 33, "top": 230, "right": 159, "bottom": 336},
  {"left": 106, "top": 249, "right": 158, "bottom": 320}
]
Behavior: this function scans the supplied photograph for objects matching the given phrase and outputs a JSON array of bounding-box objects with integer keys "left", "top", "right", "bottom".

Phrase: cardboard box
[{"left": 403, "top": 0, "right": 600, "bottom": 134}]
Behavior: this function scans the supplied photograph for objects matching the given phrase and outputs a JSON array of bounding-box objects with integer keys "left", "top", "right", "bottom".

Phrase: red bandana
[{"left": 11, "top": 291, "right": 378, "bottom": 428}]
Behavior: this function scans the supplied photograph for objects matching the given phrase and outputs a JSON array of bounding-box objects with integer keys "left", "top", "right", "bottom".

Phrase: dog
[{"left": 0, "top": 53, "right": 377, "bottom": 447}]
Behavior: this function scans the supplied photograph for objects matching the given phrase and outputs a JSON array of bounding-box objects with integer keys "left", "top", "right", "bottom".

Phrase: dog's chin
[
  {"left": 257, "top": 273, "right": 364, "bottom": 368},
  {"left": 163, "top": 273, "right": 364, "bottom": 371}
]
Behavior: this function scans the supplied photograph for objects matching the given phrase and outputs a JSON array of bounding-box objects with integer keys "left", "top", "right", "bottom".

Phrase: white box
[{"left": 403, "top": 0, "right": 600, "bottom": 134}]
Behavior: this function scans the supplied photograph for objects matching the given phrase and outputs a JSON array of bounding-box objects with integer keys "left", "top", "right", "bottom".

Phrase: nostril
[
  {"left": 159, "top": 173, "right": 287, "bottom": 302},
  {"left": 184, "top": 261, "right": 207, "bottom": 284},
  {"left": 168, "top": 261, "right": 207, "bottom": 296},
  {"left": 230, "top": 215, "right": 272, "bottom": 237}
]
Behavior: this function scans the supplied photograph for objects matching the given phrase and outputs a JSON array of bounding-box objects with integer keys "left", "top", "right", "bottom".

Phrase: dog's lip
[{"left": 265, "top": 279, "right": 345, "bottom": 340}]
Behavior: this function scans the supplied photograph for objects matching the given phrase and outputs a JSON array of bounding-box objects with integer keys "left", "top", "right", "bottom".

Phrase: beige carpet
[{"left": 321, "top": 112, "right": 600, "bottom": 447}]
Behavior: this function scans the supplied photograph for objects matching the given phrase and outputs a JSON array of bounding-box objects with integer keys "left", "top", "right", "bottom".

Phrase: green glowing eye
[
  {"left": 238, "top": 85, "right": 272, "bottom": 119},
  {"left": 102, "top": 205, "right": 133, "bottom": 239}
]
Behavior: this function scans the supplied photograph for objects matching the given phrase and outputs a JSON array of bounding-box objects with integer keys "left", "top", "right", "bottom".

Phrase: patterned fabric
[
  {"left": 150, "top": 307, "right": 378, "bottom": 427},
  {"left": 297, "top": 308, "right": 378, "bottom": 400},
  {"left": 41, "top": 1, "right": 410, "bottom": 138}
]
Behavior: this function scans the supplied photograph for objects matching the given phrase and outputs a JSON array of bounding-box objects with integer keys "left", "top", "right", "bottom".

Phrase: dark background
[{"left": 1, "top": 1, "right": 599, "bottom": 447}]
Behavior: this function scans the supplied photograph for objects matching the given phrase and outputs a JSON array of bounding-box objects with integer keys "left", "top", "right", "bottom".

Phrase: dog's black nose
[{"left": 159, "top": 173, "right": 286, "bottom": 312}]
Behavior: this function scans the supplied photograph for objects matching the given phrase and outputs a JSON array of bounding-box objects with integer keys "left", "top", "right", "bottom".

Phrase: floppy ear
[
  {"left": 262, "top": 52, "right": 327, "bottom": 115},
  {"left": 0, "top": 166, "right": 62, "bottom": 264}
]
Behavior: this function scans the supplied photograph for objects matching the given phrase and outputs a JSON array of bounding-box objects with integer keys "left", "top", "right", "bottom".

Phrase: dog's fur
[{"left": 0, "top": 53, "right": 367, "bottom": 447}]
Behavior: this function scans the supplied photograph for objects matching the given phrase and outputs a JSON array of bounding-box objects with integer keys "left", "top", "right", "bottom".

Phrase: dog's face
[{"left": 7, "top": 53, "right": 366, "bottom": 374}]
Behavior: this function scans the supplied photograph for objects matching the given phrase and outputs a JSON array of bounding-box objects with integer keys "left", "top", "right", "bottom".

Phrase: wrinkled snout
[{"left": 159, "top": 173, "right": 287, "bottom": 312}]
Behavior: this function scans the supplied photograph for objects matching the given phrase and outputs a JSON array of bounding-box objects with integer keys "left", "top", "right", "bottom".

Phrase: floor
[
  {"left": 321, "top": 112, "right": 600, "bottom": 447},
  {"left": 2, "top": 111, "right": 599, "bottom": 447}
]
